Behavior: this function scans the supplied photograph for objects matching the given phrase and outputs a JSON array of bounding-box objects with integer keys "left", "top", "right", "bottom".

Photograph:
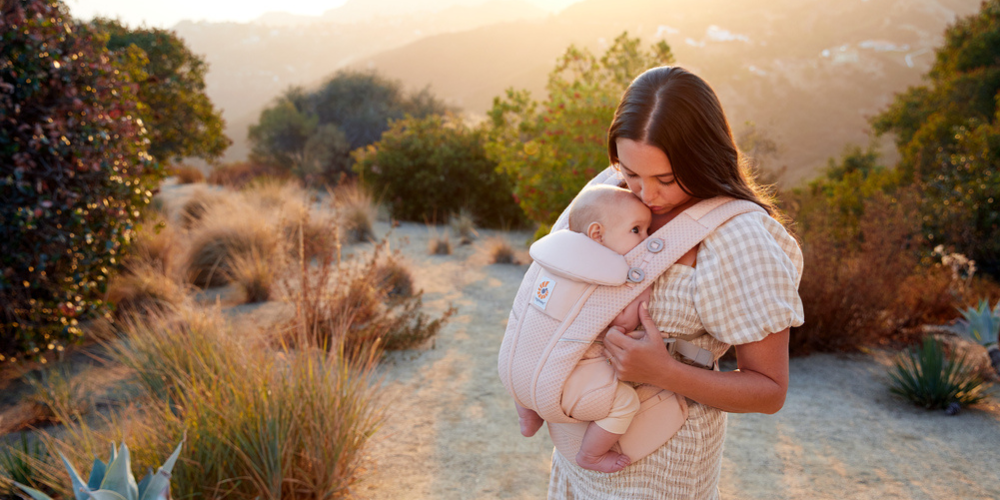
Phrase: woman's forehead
[{"left": 616, "top": 138, "right": 672, "bottom": 175}]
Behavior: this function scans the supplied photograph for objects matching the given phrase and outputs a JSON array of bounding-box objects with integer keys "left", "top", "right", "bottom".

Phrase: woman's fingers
[{"left": 638, "top": 302, "right": 663, "bottom": 339}]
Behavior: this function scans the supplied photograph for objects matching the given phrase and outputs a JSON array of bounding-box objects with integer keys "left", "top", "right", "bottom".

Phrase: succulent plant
[
  {"left": 888, "top": 336, "right": 987, "bottom": 410},
  {"left": 956, "top": 298, "right": 1000, "bottom": 378},
  {"left": 15, "top": 440, "right": 183, "bottom": 500}
]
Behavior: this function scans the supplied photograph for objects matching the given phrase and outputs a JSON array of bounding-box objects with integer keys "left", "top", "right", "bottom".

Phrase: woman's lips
[{"left": 647, "top": 205, "right": 664, "bottom": 212}]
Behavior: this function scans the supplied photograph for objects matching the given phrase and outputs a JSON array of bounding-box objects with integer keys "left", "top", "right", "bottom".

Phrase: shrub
[
  {"left": 333, "top": 182, "right": 377, "bottom": 243},
  {"left": 373, "top": 256, "right": 415, "bottom": 299},
  {"left": 281, "top": 215, "right": 453, "bottom": 356},
  {"left": 484, "top": 32, "right": 674, "bottom": 236},
  {"left": 353, "top": 113, "right": 525, "bottom": 228},
  {"left": 788, "top": 189, "right": 925, "bottom": 353},
  {"left": 24, "top": 365, "right": 90, "bottom": 424},
  {"left": 207, "top": 161, "right": 287, "bottom": 188},
  {"left": 0, "top": 434, "right": 56, "bottom": 499},
  {"left": 90, "top": 307, "right": 386, "bottom": 500},
  {"left": 226, "top": 248, "right": 279, "bottom": 303},
  {"left": 888, "top": 336, "right": 988, "bottom": 410},
  {"left": 429, "top": 233, "right": 452, "bottom": 256},
  {"left": 0, "top": 0, "right": 161, "bottom": 360},
  {"left": 179, "top": 188, "right": 227, "bottom": 229},
  {"left": 105, "top": 261, "right": 185, "bottom": 316},
  {"left": 183, "top": 214, "right": 282, "bottom": 288},
  {"left": 250, "top": 70, "right": 451, "bottom": 184},
  {"left": 486, "top": 236, "right": 518, "bottom": 264},
  {"left": 450, "top": 210, "right": 479, "bottom": 245},
  {"left": 125, "top": 220, "right": 178, "bottom": 274},
  {"left": 172, "top": 165, "right": 205, "bottom": 184}
]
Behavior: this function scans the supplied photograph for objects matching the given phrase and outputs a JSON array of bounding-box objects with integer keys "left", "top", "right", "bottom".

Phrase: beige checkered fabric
[
  {"left": 548, "top": 401, "right": 726, "bottom": 500},
  {"left": 547, "top": 209, "right": 804, "bottom": 499}
]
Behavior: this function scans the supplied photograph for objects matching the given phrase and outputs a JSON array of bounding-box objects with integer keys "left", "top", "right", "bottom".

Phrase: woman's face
[{"left": 615, "top": 138, "right": 695, "bottom": 215}]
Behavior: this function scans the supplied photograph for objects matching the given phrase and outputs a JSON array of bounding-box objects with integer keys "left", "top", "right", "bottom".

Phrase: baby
[{"left": 516, "top": 184, "right": 653, "bottom": 473}]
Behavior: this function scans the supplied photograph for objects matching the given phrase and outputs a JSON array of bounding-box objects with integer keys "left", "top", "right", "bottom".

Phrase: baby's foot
[
  {"left": 576, "top": 450, "right": 631, "bottom": 473},
  {"left": 518, "top": 411, "right": 544, "bottom": 437}
]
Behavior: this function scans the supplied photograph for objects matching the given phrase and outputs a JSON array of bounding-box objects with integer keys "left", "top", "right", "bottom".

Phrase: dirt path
[{"left": 354, "top": 221, "right": 1000, "bottom": 500}]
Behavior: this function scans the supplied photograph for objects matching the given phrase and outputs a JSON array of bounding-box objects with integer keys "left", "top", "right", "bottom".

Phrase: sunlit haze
[
  {"left": 68, "top": 0, "right": 348, "bottom": 27},
  {"left": 66, "top": 0, "right": 578, "bottom": 28}
]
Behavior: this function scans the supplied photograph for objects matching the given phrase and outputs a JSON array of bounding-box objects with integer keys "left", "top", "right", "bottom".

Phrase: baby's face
[{"left": 602, "top": 197, "right": 652, "bottom": 255}]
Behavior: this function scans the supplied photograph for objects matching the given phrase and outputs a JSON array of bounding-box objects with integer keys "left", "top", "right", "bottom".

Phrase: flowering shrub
[{"left": 0, "top": 0, "right": 160, "bottom": 360}]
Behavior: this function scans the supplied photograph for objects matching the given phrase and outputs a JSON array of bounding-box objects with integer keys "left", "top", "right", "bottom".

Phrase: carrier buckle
[
  {"left": 626, "top": 267, "right": 645, "bottom": 283},
  {"left": 646, "top": 238, "right": 664, "bottom": 253}
]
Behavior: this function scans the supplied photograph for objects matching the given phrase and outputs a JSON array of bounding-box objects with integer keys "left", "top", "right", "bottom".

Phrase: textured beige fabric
[{"left": 547, "top": 210, "right": 804, "bottom": 500}]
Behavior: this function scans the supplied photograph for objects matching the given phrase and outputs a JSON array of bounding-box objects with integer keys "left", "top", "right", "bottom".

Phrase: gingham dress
[{"left": 548, "top": 211, "right": 805, "bottom": 500}]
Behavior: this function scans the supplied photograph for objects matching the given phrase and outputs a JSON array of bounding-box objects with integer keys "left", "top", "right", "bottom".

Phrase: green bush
[
  {"left": 249, "top": 70, "right": 450, "bottom": 185},
  {"left": 872, "top": 0, "right": 1000, "bottom": 277},
  {"left": 354, "top": 113, "right": 526, "bottom": 228},
  {"left": 888, "top": 336, "right": 988, "bottom": 410},
  {"left": 0, "top": 0, "right": 161, "bottom": 360},
  {"left": 484, "top": 32, "right": 674, "bottom": 237}
]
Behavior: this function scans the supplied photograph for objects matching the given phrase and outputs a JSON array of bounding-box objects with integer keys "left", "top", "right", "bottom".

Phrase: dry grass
[
  {"left": 485, "top": 236, "right": 518, "bottom": 264},
  {"left": 428, "top": 231, "right": 452, "bottom": 256},
  {"left": 172, "top": 165, "right": 205, "bottom": 184},
  {"left": 125, "top": 219, "right": 178, "bottom": 274},
  {"left": 24, "top": 366, "right": 90, "bottom": 425},
  {"left": 183, "top": 212, "right": 283, "bottom": 288},
  {"left": 227, "top": 247, "right": 279, "bottom": 303},
  {"left": 333, "top": 183, "right": 377, "bottom": 243},
  {"left": 179, "top": 188, "right": 228, "bottom": 230},
  {"left": 450, "top": 210, "right": 479, "bottom": 245},
  {"left": 32, "top": 306, "right": 388, "bottom": 500},
  {"left": 280, "top": 213, "right": 454, "bottom": 356},
  {"left": 207, "top": 161, "right": 287, "bottom": 189},
  {"left": 106, "top": 261, "right": 187, "bottom": 315},
  {"left": 374, "top": 256, "right": 415, "bottom": 299}
]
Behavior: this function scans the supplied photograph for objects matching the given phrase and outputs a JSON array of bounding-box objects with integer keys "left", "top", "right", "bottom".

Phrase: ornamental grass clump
[
  {"left": 101, "top": 307, "right": 385, "bottom": 499},
  {"left": 486, "top": 236, "right": 518, "bottom": 264},
  {"left": 106, "top": 261, "right": 186, "bottom": 317},
  {"left": 450, "top": 210, "right": 479, "bottom": 245},
  {"left": 281, "top": 211, "right": 453, "bottom": 356},
  {"left": 173, "top": 165, "right": 205, "bottom": 184},
  {"left": 333, "top": 183, "right": 377, "bottom": 243},
  {"left": 888, "top": 336, "right": 988, "bottom": 411},
  {"left": 183, "top": 210, "right": 282, "bottom": 288},
  {"left": 25, "top": 366, "right": 91, "bottom": 424},
  {"left": 0, "top": 434, "right": 57, "bottom": 499}
]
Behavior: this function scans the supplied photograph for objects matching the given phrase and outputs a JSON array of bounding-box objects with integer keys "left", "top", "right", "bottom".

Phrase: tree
[
  {"left": 1, "top": 0, "right": 160, "bottom": 359},
  {"left": 249, "top": 70, "right": 451, "bottom": 184},
  {"left": 353, "top": 114, "right": 525, "bottom": 227},
  {"left": 92, "top": 18, "right": 230, "bottom": 164},
  {"left": 873, "top": 0, "right": 1000, "bottom": 276},
  {"left": 484, "top": 32, "right": 674, "bottom": 237}
]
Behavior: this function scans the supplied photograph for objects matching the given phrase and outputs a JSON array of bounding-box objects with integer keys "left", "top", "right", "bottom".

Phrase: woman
[{"left": 547, "top": 67, "right": 804, "bottom": 499}]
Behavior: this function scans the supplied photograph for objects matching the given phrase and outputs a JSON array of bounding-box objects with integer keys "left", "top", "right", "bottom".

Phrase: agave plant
[
  {"left": 956, "top": 298, "right": 1000, "bottom": 378},
  {"left": 15, "top": 440, "right": 183, "bottom": 500},
  {"left": 888, "top": 336, "right": 987, "bottom": 411}
]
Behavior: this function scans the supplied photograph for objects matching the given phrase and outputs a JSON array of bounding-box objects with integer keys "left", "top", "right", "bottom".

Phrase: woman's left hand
[{"left": 604, "top": 302, "right": 676, "bottom": 386}]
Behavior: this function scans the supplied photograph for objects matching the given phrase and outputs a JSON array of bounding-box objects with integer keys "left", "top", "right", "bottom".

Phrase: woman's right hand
[{"left": 604, "top": 303, "right": 679, "bottom": 387}]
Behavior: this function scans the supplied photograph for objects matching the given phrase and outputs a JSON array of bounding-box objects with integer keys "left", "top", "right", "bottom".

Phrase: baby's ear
[{"left": 586, "top": 221, "right": 603, "bottom": 242}]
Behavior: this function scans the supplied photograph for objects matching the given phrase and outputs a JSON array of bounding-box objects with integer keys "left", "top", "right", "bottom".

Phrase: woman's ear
[{"left": 587, "top": 221, "right": 604, "bottom": 243}]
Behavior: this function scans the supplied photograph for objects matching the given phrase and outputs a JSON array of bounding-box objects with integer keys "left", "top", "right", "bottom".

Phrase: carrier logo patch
[{"left": 533, "top": 276, "right": 555, "bottom": 310}]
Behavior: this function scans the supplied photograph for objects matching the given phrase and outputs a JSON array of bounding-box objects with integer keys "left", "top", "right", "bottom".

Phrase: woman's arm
[{"left": 603, "top": 303, "right": 789, "bottom": 414}]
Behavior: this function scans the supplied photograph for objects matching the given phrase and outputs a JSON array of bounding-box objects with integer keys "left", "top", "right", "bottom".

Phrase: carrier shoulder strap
[{"left": 528, "top": 196, "right": 766, "bottom": 421}]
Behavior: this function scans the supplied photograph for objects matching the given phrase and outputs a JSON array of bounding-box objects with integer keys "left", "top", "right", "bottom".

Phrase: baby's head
[{"left": 568, "top": 185, "right": 651, "bottom": 255}]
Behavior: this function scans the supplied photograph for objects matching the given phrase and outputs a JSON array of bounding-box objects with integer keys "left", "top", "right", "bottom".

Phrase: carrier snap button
[
  {"left": 646, "top": 238, "right": 664, "bottom": 253},
  {"left": 627, "top": 267, "right": 645, "bottom": 283}
]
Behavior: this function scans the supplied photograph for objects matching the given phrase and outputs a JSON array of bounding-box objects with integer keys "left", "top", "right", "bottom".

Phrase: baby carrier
[{"left": 497, "top": 167, "right": 766, "bottom": 461}]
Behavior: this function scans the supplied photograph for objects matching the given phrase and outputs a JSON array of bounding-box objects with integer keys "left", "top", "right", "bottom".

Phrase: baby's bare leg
[
  {"left": 576, "top": 422, "right": 631, "bottom": 473},
  {"left": 515, "top": 403, "right": 544, "bottom": 437}
]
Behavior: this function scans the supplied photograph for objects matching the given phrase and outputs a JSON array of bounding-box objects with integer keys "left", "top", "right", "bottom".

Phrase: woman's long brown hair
[{"left": 607, "top": 66, "right": 776, "bottom": 215}]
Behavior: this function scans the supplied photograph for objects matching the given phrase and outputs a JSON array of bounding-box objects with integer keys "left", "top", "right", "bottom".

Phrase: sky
[
  {"left": 66, "top": 0, "right": 578, "bottom": 29},
  {"left": 67, "top": 0, "right": 351, "bottom": 28}
]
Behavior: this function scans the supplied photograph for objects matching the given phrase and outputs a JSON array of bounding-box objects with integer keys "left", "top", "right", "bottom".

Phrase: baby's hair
[{"left": 567, "top": 185, "right": 637, "bottom": 233}]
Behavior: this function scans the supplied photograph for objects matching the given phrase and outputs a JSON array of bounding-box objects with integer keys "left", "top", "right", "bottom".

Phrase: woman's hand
[{"left": 604, "top": 302, "right": 677, "bottom": 386}]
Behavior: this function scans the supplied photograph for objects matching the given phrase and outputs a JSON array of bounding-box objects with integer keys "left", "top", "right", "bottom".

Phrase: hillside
[
  {"left": 175, "top": 0, "right": 981, "bottom": 184},
  {"left": 354, "top": 0, "right": 981, "bottom": 184}
]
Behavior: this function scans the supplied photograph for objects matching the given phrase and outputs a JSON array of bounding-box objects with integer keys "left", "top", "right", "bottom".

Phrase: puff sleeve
[{"left": 693, "top": 212, "right": 804, "bottom": 345}]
